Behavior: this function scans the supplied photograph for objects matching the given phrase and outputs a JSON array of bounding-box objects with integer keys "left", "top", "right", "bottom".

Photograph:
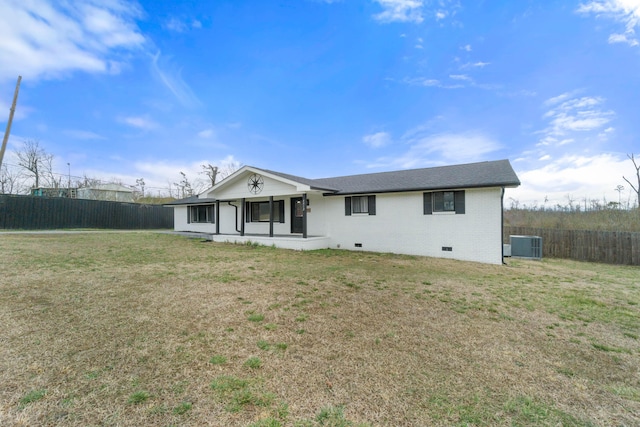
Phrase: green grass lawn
[{"left": 0, "top": 232, "right": 638, "bottom": 426}]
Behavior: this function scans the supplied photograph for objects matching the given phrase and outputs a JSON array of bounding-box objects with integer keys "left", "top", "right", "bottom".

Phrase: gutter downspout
[
  {"left": 227, "top": 202, "right": 242, "bottom": 233},
  {"left": 501, "top": 186, "right": 506, "bottom": 265}
]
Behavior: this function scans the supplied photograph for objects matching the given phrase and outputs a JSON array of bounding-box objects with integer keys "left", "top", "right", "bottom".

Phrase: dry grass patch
[{"left": 0, "top": 232, "right": 638, "bottom": 426}]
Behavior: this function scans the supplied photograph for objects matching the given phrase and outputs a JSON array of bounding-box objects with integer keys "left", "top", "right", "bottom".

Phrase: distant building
[
  {"left": 76, "top": 183, "right": 134, "bottom": 202},
  {"left": 31, "top": 187, "right": 77, "bottom": 198}
]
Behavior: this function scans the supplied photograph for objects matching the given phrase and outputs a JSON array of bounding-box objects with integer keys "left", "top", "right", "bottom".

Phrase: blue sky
[{"left": 1, "top": 0, "right": 639, "bottom": 207}]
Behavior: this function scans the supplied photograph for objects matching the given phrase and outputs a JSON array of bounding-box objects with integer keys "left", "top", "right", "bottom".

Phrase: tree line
[{"left": 0, "top": 139, "right": 240, "bottom": 202}]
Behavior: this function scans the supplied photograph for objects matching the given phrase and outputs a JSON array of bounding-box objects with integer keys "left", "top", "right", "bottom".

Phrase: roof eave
[{"left": 323, "top": 181, "right": 521, "bottom": 196}]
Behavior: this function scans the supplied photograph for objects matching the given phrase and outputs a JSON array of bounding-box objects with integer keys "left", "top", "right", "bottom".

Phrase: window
[
  {"left": 189, "top": 205, "right": 214, "bottom": 223},
  {"left": 352, "top": 196, "right": 368, "bottom": 214},
  {"left": 436, "top": 191, "right": 455, "bottom": 212},
  {"left": 344, "top": 195, "right": 376, "bottom": 215},
  {"left": 423, "top": 191, "right": 465, "bottom": 214},
  {"left": 248, "top": 200, "right": 285, "bottom": 223}
]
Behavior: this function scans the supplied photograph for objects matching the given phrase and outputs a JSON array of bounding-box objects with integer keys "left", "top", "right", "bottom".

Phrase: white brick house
[{"left": 167, "top": 160, "right": 520, "bottom": 264}]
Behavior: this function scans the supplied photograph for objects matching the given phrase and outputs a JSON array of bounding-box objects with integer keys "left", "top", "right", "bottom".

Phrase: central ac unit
[{"left": 510, "top": 235, "right": 542, "bottom": 259}]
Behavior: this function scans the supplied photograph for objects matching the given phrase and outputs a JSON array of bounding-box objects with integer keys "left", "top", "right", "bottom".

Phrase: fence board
[
  {"left": 0, "top": 195, "right": 173, "bottom": 230},
  {"left": 505, "top": 226, "right": 639, "bottom": 265}
]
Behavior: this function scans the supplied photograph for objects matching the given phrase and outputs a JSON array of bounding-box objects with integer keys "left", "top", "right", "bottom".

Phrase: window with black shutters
[
  {"left": 345, "top": 195, "right": 376, "bottom": 215},
  {"left": 423, "top": 191, "right": 465, "bottom": 214}
]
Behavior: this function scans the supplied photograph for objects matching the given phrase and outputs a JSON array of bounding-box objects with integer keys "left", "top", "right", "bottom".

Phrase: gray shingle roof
[
  {"left": 259, "top": 168, "right": 341, "bottom": 192},
  {"left": 309, "top": 159, "right": 520, "bottom": 195}
]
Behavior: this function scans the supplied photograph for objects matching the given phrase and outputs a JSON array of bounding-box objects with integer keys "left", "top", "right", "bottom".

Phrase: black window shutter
[
  {"left": 187, "top": 206, "right": 191, "bottom": 223},
  {"left": 455, "top": 191, "right": 465, "bottom": 214},
  {"left": 368, "top": 195, "right": 376, "bottom": 215},
  {"left": 279, "top": 200, "right": 285, "bottom": 223},
  {"left": 245, "top": 201, "right": 250, "bottom": 222},
  {"left": 209, "top": 205, "right": 215, "bottom": 223},
  {"left": 423, "top": 193, "right": 432, "bottom": 215},
  {"left": 345, "top": 197, "right": 352, "bottom": 216}
]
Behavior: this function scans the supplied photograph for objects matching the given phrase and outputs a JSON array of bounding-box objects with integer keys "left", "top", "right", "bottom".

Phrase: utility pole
[{"left": 0, "top": 76, "right": 22, "bottom": 170}]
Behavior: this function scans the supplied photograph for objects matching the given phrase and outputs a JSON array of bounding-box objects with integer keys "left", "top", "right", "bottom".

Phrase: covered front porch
[{"left": 167, "top": 166, "right": 339, "bottom": 247}]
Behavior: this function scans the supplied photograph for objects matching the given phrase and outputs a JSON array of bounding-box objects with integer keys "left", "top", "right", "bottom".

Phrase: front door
[{"left": 291, "top": 197, "right": 304, "bottom": 233}]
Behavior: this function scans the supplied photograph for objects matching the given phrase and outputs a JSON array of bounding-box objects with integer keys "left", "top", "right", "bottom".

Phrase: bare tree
[
  {"left": 201, "top": 164, "right": 218, "bottom": 187},
  {"left": 135, "top": 178, "right": 145, "bottom": 197},
  {"left": 15, "top": 139, "right": 55, "bottom": 189},
  {"left": 173, "top": 171, "right": 193, "bottom": 199},
  {"left": 614, "top": 185, "right": 624, "bottom": 208},
  {"left": 78, "top": 174, "right": 103, "bottom": 189},
  {"left": 623, "top": 153, "right": 640, "bottom": 208},
  {"left": 0, "top": 164, "right": 24, "bottom": 194},
  {"left": 218, "top": 160, "right": 242, "bottom": 181}
]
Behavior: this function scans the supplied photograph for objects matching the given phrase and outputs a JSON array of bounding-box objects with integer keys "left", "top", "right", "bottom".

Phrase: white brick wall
[{"left": 323, "top": 188, "right": 504, "bottom": 264}]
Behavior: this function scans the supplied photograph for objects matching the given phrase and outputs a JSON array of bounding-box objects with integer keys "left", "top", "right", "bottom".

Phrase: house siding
[{"left": 323, "top": 188, "right": 503, "bottom": 264}]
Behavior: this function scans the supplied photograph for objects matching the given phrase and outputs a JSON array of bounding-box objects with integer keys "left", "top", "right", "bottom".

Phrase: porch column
[
  {"left": 269, "top": 196, "right": 274, "bottom": 237},
  {"left": 215, "top": 201, "right": 220, "bottom": 235},
  {"left": 241, "top": 198, "right": 245, "bottom": 236},
  {"left": 302, "top": 193, "right": 308, "bottom": 239}
]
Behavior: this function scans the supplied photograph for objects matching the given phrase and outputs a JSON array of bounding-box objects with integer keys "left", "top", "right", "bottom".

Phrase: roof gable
[{"left": 202, "top": 166, "right": 321, "bottom": 199}]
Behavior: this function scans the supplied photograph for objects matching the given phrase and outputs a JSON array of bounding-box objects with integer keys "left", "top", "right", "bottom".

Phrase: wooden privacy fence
[
  {"left": 504, "top": 226, "right": 640, "bottom": 265},
  {"left": 0, "top": 195, "right": 174, "bottom": 230}
]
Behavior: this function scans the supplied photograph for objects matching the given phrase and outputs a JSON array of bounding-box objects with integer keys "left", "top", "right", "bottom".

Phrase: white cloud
[
  {"left": 132, "top": 155, "right": 241, "bottom": 193},
  {"left": 578, "top": 0, "right": 640, "bottom": 46},
  {"left": 435, "top": 10, "right": 447, "bottom": 20},
  {"left": 371, "top": 131, "right": 502, "bottom": 169},
  {"left": 538, "top": 93, "right": 614, "bottom": 147},
  {"left": 198, "top": 128, "right": 215, "bottom": 138},
  {"left": 164, "top": 17, "right": 188, "bottom": 32},
  {"left": 406, "top": 132, "right": 502, "bottom": 163},
  {"left": 372, "top": 0, "right": 461, "bottom": 24},
  {"left": 63, "top": 129, "right": 107, "bottom": 140},
  {"left": 609, "top": 32, "right": 640, "bottom": 45},
  {"left": 404, "top": 77, "right": 441, "bottom": 86},
  {"left": 150, "top": 51, "right": 201, "bottom": 108},
  {"left": 509, "top": 154, "right": 638, "bottom": 207},
  {"left": 449, "top": 74, "right": 471, "bottom": 81},
  {"left": 119, "top": 115, "right": 158, "bottom": 131},
  {"left": 402, "top": 77, "right": 464, "bottom": 89},
  {"left": 163, "top": 17, "right": 203, "bottom": 33},
  {"left": 460, "top": 61, "right": 490, "bottom": 69},
  {"left": 362, "top": 131, "right": 392, "bottom": 148},
  {"left": 373, "top": 0, "right": 424, "bottom": 23},
  {"left": 461, "top": 44, "right": 472, "bottom": 51},
  {"left": 0, "top": 0, "right": 145, "bottom": 82},
  {"left": 544, "top": 91, "right": 574, "bottom": 106}
]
